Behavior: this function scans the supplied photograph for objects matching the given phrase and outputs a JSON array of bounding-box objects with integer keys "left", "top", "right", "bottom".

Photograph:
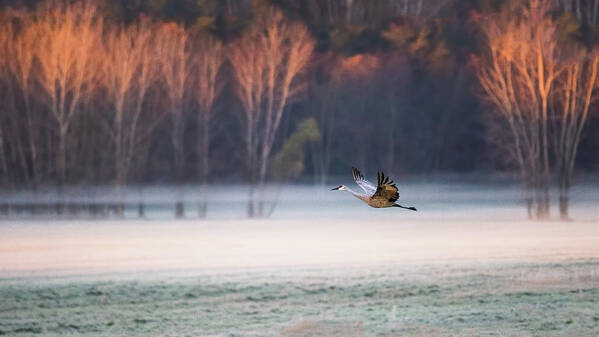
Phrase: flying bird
[{"left": 331, "top": 167, "right": 417, "bottom": 211}]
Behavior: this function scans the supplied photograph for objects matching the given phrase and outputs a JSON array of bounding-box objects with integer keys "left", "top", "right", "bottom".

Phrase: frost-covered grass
[
  {"left": 1, "top": 261, "right": 599, "bottom": 336},
  {"left": 1, "top": 181, "right": 598, "bottom": 336}
]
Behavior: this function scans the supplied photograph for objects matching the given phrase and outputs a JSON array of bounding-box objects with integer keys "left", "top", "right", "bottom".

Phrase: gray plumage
[{"left": 331, "top": 167, "right": 417, "bottom": 211}]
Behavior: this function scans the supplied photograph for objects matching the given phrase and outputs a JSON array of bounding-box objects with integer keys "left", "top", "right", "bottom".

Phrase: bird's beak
[{"left": 330, "top": 187, "right": 340, "bottom": 191}]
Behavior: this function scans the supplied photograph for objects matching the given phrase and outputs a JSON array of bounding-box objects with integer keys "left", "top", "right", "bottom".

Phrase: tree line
[
  {"left": 0, "top": 0, "right": 598, "bottom": 219},
  {"left": 0, "top": 0, "right": 318, "bottom": 217},
  {"left": 475, "top": 0, "right": 599, "bottom": 219}
]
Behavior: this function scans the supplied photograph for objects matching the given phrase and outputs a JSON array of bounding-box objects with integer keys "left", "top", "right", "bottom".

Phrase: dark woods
[{"left": 0, "top": 0, "right": 598, "bottom": 218}]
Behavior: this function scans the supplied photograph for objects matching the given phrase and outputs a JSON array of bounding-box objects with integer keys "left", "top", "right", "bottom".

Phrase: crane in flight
[{"left": 331, "top": 167, "right": 417, "bottom": 211}]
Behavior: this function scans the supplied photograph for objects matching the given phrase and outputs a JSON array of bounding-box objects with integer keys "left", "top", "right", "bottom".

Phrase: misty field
[{"left": 1, "top": 182, "right": 599, "bottom": 336}]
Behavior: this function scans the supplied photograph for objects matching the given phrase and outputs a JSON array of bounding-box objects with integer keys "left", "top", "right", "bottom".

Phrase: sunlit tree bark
[
  {"left": 102, "top": 18, "right": 158, "bottom": 188},
  {"left": 101, "top": 18, "right": 160, "bottom": 215},
  {"left": 0, "top": 12, "right": 40, "bottom": 186},
  {"left": 552, "top": 50, "right": 599, "bottom": 220},
  {"left": 32, "top": 0, "right": 104, "bottom": 185},
  {"left": 7, "top": 21, "right": 42, "bottom": 185},
  {"left": 476, "top": 0, "right": 559, "bottom": 220},
  {"left": 230, "top": 7, "right": 314, "bottom": 217},
  {"left": 0, "top": 17, "right": 9, "bottom": 182}
]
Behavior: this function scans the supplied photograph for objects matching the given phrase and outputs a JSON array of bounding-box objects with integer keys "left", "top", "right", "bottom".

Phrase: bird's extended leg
[{"left": 393, "top": 204, "right": 417, "bottom": 211}]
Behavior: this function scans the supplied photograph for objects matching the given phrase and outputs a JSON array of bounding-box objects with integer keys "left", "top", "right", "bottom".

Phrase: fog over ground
[{"left": 1, "top": 178, "right": 598, "bottom": 276}]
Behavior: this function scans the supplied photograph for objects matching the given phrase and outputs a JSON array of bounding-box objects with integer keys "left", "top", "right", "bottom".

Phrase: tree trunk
[
  {"left": 526, "top": 193, "right": 533, "bottom": 220},
  {"left": 387, "top": 96, "right": 397, "bottom": 173},
  {"left": 246, "top": 123, "right": 256, "bottom": 218},
  {"left": 175, "top": 201, "right": 185, "bottom": 218},
  {"left": 16, "top": 138, "right": 31, "bottom": 186},
  {"left": 345, "top": 0, "right": 353, "bottom": 22},
  {"left": 0, "top": 126, "right": 8, "bottom": 184},
  {"left": 247, "top": 183, "right": 255, "bottom": 218},
  {"left": 172, "top": 113, "right": 185, "bottom": 181},
  {"left": 559, "top": 187, "right": 569, "bottom": 220},
  {"left": 25, "top": 104, "right": 40, "bottom": 186},
  {"left": 540, "top": 184, "right": 550, "bottom": 219},
  {"left": 558, "top": 168, "right": 571, "bottom": 220},
  {"left": 57, "top": 125, "right": 68, "bottom": 186},
  {"left": 138, "top": 202, "right": 145, "bottom": 218},
  {"left": 319, "top": 93, "right": 335, "bottom": 187},
  {"left": 115, "top": 119, "right": 125, "bottom": 186},
  {"left": 172, "top": 111, "right": 185, "bottom": 219},
  {"left": 523, "top": 176, "right": 534, "bottom": 220},
  {"left": 535, "top": 173, "right": 550, "bottom": 220},
  {"left": 175, "top": 185, "right": 185, "bottom": 219},
  {"left": 114, "top": 184, "right": 125, "bottom": 217},
  {"left": 198, "top": 117, "right": 209, "bottom": 218},
  {"left": 115, "top": 111, "right": 125, "bottom": 217},
  {"left": 256, "top": 152, "right": 268, "bottom": 218}
]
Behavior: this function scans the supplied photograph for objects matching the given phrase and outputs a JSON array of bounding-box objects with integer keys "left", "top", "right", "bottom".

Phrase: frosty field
[
  {"left": 2, "top": 261, "right": 599, "bottom": 336},
  {"left": 1, "top": 180, "right": 598, "bottom": 336}
]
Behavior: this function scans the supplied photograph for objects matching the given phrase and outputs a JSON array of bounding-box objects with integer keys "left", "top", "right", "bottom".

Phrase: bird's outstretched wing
[
  {"left": 371, "top": 171, "right": 399, "bottom": 203},
  {"left": 352, "top": 167, "right": 377, "bottom": 196}
]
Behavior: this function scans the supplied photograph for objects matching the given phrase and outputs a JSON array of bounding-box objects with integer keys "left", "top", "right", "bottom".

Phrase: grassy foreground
[{"left": 1, "top": 260, "right": 599, "bottom": 336}]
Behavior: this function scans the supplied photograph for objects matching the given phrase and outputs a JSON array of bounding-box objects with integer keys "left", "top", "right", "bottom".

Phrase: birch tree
[
  {"left": 230, "top": 7, "right": 315, "bottom": 217},
  {"left": 552, "top": 50, "right": 599, "bottom": 219},
  {"left": 476, "top": 0, "right": 559, "bottom": 219},
  {"left": 154, "top": 22, "right": 190, "bottom": 218},
  {"left": 102, "top": 19, "right": 158, "bottom": 189},
  {"left": 33, "top": 0, "right": 104, "bottom": 184},
  {"left": 155, "top": 22, "right": 189, "bottom": 182},
  {"left": 7, "top": 21, "right": 43, "bottom": 185},
  {"left": 0, "top": 17, "right": 9, "bottom": 182},
  {"left": 189, "top": 36, "right": 225, "bottom": 217}
]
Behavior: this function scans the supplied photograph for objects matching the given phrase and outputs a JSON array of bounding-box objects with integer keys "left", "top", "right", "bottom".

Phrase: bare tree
[
  {"left": 0, "top": 16, "right": 10, "bottom": 182},
  {"left": 32, "top": 0, "right": 104, "bottom": 185},
  {"left": 552, "top": 50, "right": 599, "bottom": 219},
  {"left": 6, "top": 21, "right": 41, "bottom": 185},
  {"left": 476, "top": 0, "right": 559, "bottom": 219},
  {"left": 99, "top": 18, "right": 162, "bottom": 216},
  {"left": 0, "top": 11, "right": 40, "bottom": 186},
  {"left": 189, "top": 36, "right": 225, "bottom": 217},
  {"left": 102, "top": 18, "right": 158, "bottom": 189},
  {"left": 154, "top": 22, "right": 190, "bottom": 217},
  {"left": 230, "top": 7, "right": 315, "bottom": 217},
  {"left": 155, "top": 22, "right": 189, "bottom": 182}
]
